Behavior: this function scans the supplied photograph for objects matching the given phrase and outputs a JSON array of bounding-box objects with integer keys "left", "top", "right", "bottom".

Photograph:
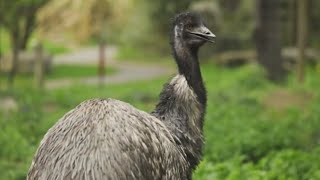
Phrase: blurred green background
[{"left": 1, "top": 0, "right": 320, "bottom": 179}]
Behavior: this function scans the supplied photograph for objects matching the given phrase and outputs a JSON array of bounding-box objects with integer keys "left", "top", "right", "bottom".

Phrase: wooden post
[
  {"left": 297, "top": 0, "right": 308, "bottom": 83},
  {"left": 34, "top": 43, "right": 44, "bottom": 89},
  {"left": 98, "top": 40, "right": 106, "bottom": 86}
]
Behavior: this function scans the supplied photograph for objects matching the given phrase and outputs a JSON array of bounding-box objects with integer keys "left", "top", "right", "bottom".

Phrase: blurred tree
[
  {"left": 37, "top": 0, "right": 132, "bottom": 43},
  {"left": 190, "top": 1, "right": 221, "bottom": 59},
  {"left": 309, "top": 0, "right": 320, "bottom": 48},
  {"left": 214, "top": 0, "right": 255, "bottom": 52},
  {"left": 147, "top": 0, "right": 193, "bottom": 35},
  {"left": 0, "top": 0, "right": 50, "bottom": 87},
  {"left": 297, "top": 0, "right": 308, "bottom": 83},
  {"left": 286, "top": 0, "right": 296, "bottom": 46},
  {"left": 254, "top": 0, "right": 287, "bottom": 82},
  {"left": 219, "top": 0, "right": 241, "bottom": 11}
]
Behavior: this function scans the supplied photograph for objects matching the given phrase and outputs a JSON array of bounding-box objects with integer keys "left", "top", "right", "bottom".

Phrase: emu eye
[{"left": 185, "top": 24, "right": 192, "bottom": 30}]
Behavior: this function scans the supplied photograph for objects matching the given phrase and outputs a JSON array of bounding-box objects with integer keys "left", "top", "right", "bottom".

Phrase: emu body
[
  {"left": 28, "top": 12, "right": 215, "bottom": 180},
  {"left": 28, "top": 99, "right": 188, "bottom": 179}
]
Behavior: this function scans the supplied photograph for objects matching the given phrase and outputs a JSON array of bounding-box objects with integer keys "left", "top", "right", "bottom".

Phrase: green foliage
[
  {"left": 0, "top": 0, "right": 48, "bottom": 28},
  {"left": 41, "top": 40, "right": 70, "bottom": 55},
  {"left": 0, "top": 63, "right": 320, "bottom": 179},
  {"left": 0, "top": 28, "right": 69, "bottom": 55},
  {"left": 0, "top": 0, "right": 50, "bottom": 57},
  {"left": 146, "top": 0, "right": 193, "bottom": 35},
  {"left": 0, "top": 28, "right": 11, "bottom": 56},
  {"left": 195, "top": 149, "right": 320, "bottom": 180},
  {"left": 204, "top": 0, "right": 255, "bottom": 52}
]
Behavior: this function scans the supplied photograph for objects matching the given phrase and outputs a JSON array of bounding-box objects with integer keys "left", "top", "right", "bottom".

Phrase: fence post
[
  {"left": 98, "top": 40, "right": 106, "bottom": 86},
  {"left": 34, "top": 43, "right": 44, "bottom": 89}
]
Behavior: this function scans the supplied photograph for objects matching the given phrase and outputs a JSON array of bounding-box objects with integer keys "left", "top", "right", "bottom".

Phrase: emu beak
[{"left": 187, "top": 26, "right": 216, "bottom": 43}]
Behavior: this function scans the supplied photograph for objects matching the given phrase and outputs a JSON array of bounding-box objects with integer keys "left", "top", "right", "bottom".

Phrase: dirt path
[
  {"left": 52, "top": 46, "right": 118, "bottom": 65},
  {"left": 46, "top": 46, "right": 174, "bottom": 89}
]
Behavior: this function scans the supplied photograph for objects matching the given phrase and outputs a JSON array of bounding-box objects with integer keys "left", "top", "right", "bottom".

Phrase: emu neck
[{"left": 172, "top": 37, "right": 206, "bottom": 106}]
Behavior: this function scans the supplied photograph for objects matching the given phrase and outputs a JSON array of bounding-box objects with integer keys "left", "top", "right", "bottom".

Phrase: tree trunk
[
  {"left": 297, "top": 0, "right": 308, "bottom": 83},
  {"left": 255, "top": 0, "right": 287, "bottom": 82},
  {"left": 21, "top": 14, "right": 36, "bottom": 50},
  {"left": 288, "top": 0, "right": 297, "bottom": 45}
]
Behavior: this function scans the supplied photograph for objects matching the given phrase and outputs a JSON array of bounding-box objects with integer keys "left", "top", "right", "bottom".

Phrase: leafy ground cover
[{"left": 0, "top": 65, "right": 116, "bottom": 89}]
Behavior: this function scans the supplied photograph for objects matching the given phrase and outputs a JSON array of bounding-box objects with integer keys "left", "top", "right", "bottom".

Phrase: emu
[{"left": 28, "top": 12, "right": 215, "bottom": 180}]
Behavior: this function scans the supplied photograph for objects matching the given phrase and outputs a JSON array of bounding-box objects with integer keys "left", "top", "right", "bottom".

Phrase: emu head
[{"left": 173, "top": 12, "right": 215, "bottom": 48}]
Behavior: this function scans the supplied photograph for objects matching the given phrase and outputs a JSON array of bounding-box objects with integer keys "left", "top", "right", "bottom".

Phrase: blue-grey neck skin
[{"left": 152, "top": 23, "right": 207, "bottom": 175}]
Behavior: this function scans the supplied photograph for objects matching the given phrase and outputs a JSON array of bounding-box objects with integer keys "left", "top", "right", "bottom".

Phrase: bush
[{"left": 195, "top": 148, "right": 320, "bottom": 180}]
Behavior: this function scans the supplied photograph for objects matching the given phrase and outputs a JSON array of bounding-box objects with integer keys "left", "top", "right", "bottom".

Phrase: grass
[
  {"left": 0, "top": 65, "right": 117, "bottom": 89},
  {"left": 41, "top": 40, "right": 70, "bottom": 55},
  {"left": 0, "top": 62, "right": 320, "bottom": 179}
]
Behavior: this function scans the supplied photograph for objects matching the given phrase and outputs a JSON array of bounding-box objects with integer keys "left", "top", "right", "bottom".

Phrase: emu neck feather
[{"left": 172, "top": 27, "right": 206, "bottom": 106}]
